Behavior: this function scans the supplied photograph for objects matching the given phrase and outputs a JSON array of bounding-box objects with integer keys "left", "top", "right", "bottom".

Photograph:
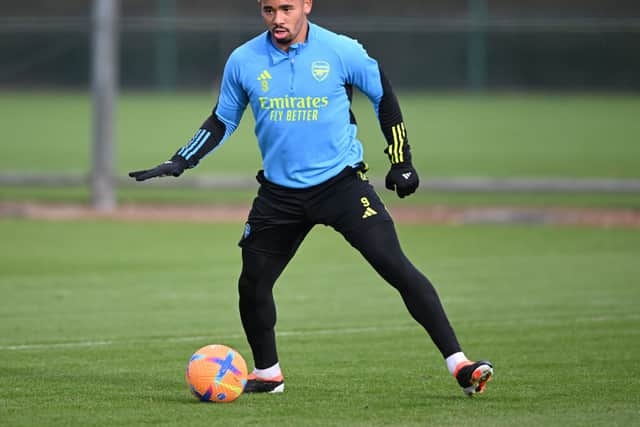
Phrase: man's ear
[{"left": 304, "top": 0, "right": 313, "bottom": 15}]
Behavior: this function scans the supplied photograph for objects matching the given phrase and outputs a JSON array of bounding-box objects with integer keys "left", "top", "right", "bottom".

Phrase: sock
[
  {"left": 253, "top": 362, "right": 282, "bottom": 380},
  {"left": 446, "top": 352, "right": 469, "bottom": 375}
]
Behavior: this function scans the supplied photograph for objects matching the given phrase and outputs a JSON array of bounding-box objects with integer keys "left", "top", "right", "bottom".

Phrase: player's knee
[
  {"left": 237, "top": 270, "right": 255, "bottom": 297},
  {"left": 238, "top": 272, "right": 267, "bottom": 300},
  {"left": 374, "top": 254, "right": 425, "bottom": 293},
  {"left": 369, "top": 249, "right": 410, "bottom": 279},
  {"left": 238, "top": 267, "right": 277, "bottom": 307}
]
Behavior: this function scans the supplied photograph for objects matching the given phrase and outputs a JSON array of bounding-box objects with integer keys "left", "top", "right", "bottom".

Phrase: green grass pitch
[
  {"left": 3, "top": 185, "right": 640, "bottom": 209},
  {"left": 2, "top": 91, "right": 640, "bottom": 208},
  {"left": 1, "top": 219, "right": 639, "bottom": 426},
  {"left": 1, "top": 91, "right": 639, "bottom": 179}
]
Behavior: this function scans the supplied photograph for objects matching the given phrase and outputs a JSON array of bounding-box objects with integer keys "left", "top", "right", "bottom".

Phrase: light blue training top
[{"left": 214, "top": 22, "right": 385, "bottom": 188}]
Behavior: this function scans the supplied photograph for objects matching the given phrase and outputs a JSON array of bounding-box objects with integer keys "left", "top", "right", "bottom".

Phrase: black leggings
[{"left": 238, "top": 220, "right": 461, "bottom": 369}]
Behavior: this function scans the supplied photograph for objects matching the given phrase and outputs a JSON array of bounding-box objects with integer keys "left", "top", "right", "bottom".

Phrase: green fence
[{"left": 1, "top": 7, "right": 640, "bottom": 90}]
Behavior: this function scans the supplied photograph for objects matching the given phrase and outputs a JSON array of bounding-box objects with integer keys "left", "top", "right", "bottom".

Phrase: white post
[{"left": 91, "top": 0, "right": 119, "bottom": 211}]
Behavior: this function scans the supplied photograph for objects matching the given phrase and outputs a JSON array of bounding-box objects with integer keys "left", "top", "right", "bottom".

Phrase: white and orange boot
[
  {"left": 454, "top": 360, "right": 493, "bottom": 396},
  {"left": 244, "top": 372, "right": 285, "bottom": 394}
]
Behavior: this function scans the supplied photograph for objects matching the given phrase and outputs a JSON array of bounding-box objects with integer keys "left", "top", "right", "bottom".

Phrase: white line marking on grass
[
  {"left": 4, "top": 313, "right": 636, "bottom": 352},
  {"left": 0, "top": 340, "right": 113, "bottom": 351},
  {"left": 278, "top": 325, "right": 415, "bottom": 337},
  {"left": 0, "top": 325, "right": 416, "bottom": 351}
]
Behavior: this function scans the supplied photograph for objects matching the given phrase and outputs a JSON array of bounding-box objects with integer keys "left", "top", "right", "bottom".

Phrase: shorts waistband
[{"left": 256, "top": 163, "right": 366, "bottom": 192}]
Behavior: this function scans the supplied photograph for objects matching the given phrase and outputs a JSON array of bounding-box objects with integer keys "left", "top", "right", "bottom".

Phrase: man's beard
[{"left": 274, "top": 36, "right": 292, "bottom": 45}]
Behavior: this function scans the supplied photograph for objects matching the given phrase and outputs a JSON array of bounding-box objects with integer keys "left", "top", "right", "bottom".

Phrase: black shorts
[{"left": 239, "top": 165, "right": 393, "bottom": 255}]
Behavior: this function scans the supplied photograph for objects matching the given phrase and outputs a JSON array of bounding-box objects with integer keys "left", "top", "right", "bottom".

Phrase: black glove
[
  {"left": 385, "top": 162, "right": 419, "bottom": 198},
  {"left": 128, "top": 157, "right": 187, "bottom": 181}
]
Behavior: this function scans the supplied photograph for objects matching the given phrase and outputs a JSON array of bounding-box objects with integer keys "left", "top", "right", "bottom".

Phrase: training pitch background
[
  {"left": 0, "top": 92, "right": 639, "bottom": 426},
  {"left": 0, "top": 220, "right": 638, "bottom": 426}
]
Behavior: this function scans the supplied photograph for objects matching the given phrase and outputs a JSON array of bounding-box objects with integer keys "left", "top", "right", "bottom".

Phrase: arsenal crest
[{"left": 311, "top": 61, "right": 330, "bottom": 82}]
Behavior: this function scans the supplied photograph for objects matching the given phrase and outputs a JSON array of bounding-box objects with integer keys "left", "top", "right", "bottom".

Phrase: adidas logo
[
  {"left": 258, "top": 70, "right": 272, "bottom": 81},
  {"left": 402, "top": 172, "right": 412, "bottom": 180},
  {"left": 362, "top": 207, "right": 378, "bottom": 219},
  {"left": 258, "top": 70, "right": 272, "bottom": 92}
]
